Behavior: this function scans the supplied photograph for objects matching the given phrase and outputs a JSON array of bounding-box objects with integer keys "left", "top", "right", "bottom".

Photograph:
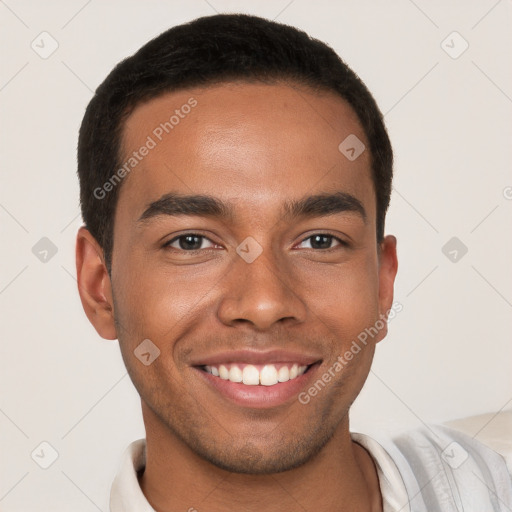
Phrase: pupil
[
  {"left": 312, "top": 235, "right": 331, "bottom": 249},
  {"left": 180, "top": 235, "right": 202, "bottom": 250}
]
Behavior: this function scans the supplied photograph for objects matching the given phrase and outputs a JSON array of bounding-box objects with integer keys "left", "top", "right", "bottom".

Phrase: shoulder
[
  {"left": 444, "top": 410, "right": 512, "bottom": 474},
  {"left": 379, "top": 414, "right": 512, "bottom": 512}
]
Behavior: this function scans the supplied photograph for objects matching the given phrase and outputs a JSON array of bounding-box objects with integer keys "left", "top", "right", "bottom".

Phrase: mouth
[
  {"left": 200, "top": 362, "right": 311, "bottom": 386},
  {"left": 192, "top": 356, "right": 322, "bottom": 409}
]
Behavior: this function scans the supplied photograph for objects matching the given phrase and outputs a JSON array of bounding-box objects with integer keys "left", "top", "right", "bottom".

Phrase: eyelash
[{"left": 163, "top": 233, "right": 349, "bottom": 252}]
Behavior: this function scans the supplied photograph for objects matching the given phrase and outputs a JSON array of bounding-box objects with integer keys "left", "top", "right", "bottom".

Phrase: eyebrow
[{"left": 137, "top": 191, "right": 366, "bottom": 224}]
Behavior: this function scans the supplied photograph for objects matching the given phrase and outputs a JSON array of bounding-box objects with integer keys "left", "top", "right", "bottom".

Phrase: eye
[
  {"left": 296, "top": 234, "right": 346, "bottom": 250},
  {"left": 164, "top": 234, "right": 218, "bottom": 251}
]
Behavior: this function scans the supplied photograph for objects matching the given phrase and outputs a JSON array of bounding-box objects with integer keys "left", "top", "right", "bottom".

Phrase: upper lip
[{"left": 190, "top": 349, "right": 322, "bottom": 367}]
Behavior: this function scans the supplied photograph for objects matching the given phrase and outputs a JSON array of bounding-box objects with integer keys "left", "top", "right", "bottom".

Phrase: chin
[
  {"left": 195, "top": 431, "right": 333, "bottom": 475},
  {"left": 205, "top": 449, "right": 309, "bottom": 475}
]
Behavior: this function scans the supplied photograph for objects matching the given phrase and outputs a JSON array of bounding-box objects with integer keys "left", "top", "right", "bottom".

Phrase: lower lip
[{"left": 193, "top": 364, "right": 320, "bottom": 409}]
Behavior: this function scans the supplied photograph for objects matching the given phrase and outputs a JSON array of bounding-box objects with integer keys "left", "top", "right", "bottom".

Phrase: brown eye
[
  {"left": 165, "top": 234, "right": 215, "bottom": 251},
  {"left": 297, "top": 234, "right": 345, "bottom": 250}
]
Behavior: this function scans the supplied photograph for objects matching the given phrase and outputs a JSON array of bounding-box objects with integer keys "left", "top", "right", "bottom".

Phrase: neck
[{"left": 139, "top": 403, "right": 382, "bottom": 512}]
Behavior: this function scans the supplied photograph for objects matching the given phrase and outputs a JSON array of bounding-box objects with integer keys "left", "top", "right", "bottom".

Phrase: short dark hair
[{"left": 77, "top": 13, "right": 393, "bottom": 272}]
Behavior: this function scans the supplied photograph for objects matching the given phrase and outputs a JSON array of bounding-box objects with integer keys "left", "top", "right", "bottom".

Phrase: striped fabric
[{"left": 382, "top": 424, "right": 512, "bottom": 511}]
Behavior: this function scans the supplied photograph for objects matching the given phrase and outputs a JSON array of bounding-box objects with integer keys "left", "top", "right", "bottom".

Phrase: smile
[
  {"left": 202, "top": 363, "right": 309, "bottom": 386},
  {"left": 195, "top": 361, "right": 320, "bottom": 409}
]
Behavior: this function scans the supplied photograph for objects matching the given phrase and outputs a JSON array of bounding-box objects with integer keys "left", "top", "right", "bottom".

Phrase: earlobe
[
  {"left": 376, "top": 235, "right": 398, "bottom": 342},
  {"left": 75, "top": 226, "right": 117, "bottom": 340}
]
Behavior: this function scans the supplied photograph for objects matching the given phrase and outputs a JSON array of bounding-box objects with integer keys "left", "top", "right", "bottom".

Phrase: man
[{"left": 75, "top": 13, "right": 512, "bottom": 512}]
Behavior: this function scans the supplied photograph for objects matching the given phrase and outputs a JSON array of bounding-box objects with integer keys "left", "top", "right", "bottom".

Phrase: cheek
[
  {"left": 149, "top": 261, "right": 225, "bottom": 315},
  {"left": 112, "top": 256, "right": 223, "bottom": 348},
  {"left": 111, "top": 263, "right": 200, "bottom": 397},
  {"left": 293, "top": 252, "right": 380, "bottom": 338}
]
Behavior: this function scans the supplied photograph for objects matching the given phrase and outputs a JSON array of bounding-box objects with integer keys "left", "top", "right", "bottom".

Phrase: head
[{"left": 76, "top": 14, "right": 397, "bottom": 474}]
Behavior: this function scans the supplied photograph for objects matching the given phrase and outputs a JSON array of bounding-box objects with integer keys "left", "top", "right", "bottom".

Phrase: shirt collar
[{"left": 110, "top": 438, "right": 156, "bottom": 512}]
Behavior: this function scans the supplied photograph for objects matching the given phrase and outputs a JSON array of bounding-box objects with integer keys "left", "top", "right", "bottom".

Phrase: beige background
[{"left": 1, "top": 0, "right": 511, "bottom": 510}]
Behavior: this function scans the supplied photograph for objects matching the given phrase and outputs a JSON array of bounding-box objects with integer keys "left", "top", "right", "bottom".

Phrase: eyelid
[
  {"left": 163, "top": 232, "right": 220, "bottom": 251},
  {"left": 294, "top": 233, "right": 349, "bottom": 250},
  {"left": 162, "top": 231, "right": 350, "bottom": 252}
]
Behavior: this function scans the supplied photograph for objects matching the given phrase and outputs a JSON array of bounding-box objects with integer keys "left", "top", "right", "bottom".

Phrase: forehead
[{"left": 117, "top": 82, "right": 375, "bottom": 225}]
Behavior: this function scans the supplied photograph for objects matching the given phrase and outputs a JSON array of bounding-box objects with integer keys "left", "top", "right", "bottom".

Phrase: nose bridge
[{"left": 217, "top": 243, "right": 306, "bottom": 329}]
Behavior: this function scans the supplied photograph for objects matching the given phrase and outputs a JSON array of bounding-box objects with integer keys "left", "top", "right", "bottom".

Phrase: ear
[
  {"left": 75, "top": 226, "right": 117, "bottom": 340},
  {"left": 375, "top": 235, "right": 398, "bottom": 342}
]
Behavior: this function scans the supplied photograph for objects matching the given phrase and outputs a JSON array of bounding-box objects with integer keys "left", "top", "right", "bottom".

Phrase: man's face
[{"left": 108, "top": 82, "right": 396, "bottom": 473}]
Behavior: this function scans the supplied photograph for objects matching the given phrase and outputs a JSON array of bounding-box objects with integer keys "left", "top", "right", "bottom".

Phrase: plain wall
[{"left": 1, "top": 0, "right": 511, "bottom": 510}]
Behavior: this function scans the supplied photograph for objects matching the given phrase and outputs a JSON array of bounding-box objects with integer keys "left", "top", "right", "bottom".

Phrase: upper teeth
[{"left": 204, "top": 363, "right": 308, "bottom": 386}]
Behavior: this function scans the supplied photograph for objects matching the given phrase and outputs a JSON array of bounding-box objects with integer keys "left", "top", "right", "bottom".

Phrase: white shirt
[{"left": 110, "top": 416, "right": 512, "bottom": 512}]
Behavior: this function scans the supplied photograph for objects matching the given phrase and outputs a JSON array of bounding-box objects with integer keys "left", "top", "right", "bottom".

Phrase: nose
[{"left": 217, "top": 249, "right": 307, "bottom": 331}]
